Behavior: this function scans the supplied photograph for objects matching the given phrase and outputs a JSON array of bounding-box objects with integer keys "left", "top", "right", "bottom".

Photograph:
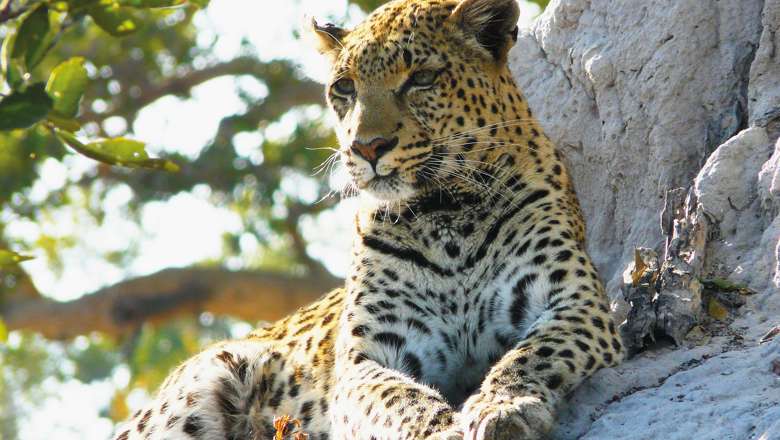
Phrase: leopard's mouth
[
  {"left": 362, "top": 169, "right": 397, "bottom": 187},
  {"left": 356, "top": 169, "right": 418, "bottom": 201},
  {"left": 343, "top": 142, "right": 438, "bottom": 201}
]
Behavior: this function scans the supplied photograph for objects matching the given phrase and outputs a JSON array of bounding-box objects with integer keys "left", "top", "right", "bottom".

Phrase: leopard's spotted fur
[{"left": 113, "top": 0, "right": 624, "bottom": 438}]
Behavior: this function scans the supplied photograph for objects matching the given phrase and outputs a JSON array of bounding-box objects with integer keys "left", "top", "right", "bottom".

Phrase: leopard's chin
[{"left": 360, "top": 173, "right": 417, "bottom": 202}]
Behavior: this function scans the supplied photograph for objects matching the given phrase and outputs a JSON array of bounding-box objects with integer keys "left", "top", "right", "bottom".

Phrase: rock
[
  {"left": 758, "top": 140, "right": 780, "bottom": 217},
  {"left": 511, "top": 0, "right": 766, "bottom": 293},
  {"left": 748, "top": 0, "right": 780, "bottom": 130},
  {"left": 695, "top": 127, "right": 770, "bottom": 224},
  {"left": 509, "top": 0, "right": 780, "bottom": 437},
  {"left": 574, "top": 339, "right": 780, "bottom": 440}
]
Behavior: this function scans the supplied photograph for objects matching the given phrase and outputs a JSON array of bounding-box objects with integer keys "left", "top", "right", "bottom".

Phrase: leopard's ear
[
  {"left": 307, "top": 17, "right": 349, "bottom": 62},
  {"left": 447, "top": 0, "right": 520, "bottom": 61}
]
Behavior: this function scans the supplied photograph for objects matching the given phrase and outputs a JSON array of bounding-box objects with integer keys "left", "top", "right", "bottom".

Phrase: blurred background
[{"left": 0, "top": 0, "right": 545, "bottom": 438}]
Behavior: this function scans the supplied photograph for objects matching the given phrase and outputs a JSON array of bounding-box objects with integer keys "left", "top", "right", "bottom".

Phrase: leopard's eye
[
  {"left": 332, "top": 78, "right": 356, "bottom": 97},
  {"left": 409, "top": 69, "right": 437, "bottom": 88}
]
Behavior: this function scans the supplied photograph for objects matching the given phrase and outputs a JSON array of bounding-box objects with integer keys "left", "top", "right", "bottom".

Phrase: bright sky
[{"left": 5, "top": 1, "right": 541, "bottom": 438}]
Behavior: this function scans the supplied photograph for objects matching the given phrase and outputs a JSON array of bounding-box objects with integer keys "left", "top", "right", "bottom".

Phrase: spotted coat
[{"left": 113, "top": 0, "right": 624, "bottom": 439}]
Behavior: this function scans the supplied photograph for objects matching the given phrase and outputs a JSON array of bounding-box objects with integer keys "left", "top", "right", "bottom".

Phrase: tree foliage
[
  {"left": 0, "top": 0, "right": 548, "bottom": 436},
  {"left": 0, "top": 1, "right": 187, "bottom": 178}
]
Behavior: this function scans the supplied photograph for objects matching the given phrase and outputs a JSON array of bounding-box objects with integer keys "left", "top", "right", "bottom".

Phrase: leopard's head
[{"left": 311, "top": 0, "right": 522, "bottom": 201}]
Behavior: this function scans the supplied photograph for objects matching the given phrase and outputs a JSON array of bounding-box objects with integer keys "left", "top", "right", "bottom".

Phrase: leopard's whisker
[
  {"left": 430, "top": 118, "right": 531, "bottom": 139},
  {"left": 305, "top": 146, "right": 341, "bottom": 152},
  {"left": 431, "top": 137, "right": 541, "bottom": 152},
  {"left": 430, "top": 142, "right": 545, "bottom": 159},
  {"left": 429, "top": 118, "right": 535, "bottom": 142},
  {"left": 312, "top": 153, "right": 339, "bottom": 176},
  {"left": 431, "top": 143, "right": 543, "bottom": 156},
  {"left": 435, "top": 162, "right": 519, "bottom": 207},
  {"left": 414, "top": 166, "right": 459, "bottom": 201},
  {"left": 314, "top": 188, "right": 338, "bottom": 205},
  {"left": 431, "top": 139, "right": 539, "bottom": 148}
]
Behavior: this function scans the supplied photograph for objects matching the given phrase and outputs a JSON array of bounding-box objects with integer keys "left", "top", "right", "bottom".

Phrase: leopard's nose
[{"left": 350, "top": 137, "right": 399, "bottom": 168}]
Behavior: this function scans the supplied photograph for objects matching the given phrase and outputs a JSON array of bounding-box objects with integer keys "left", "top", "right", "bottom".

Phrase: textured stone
[
  {"left": 578, "top": 339, "right": 780, "bottom": 440},
  {"left": 511, "top": 0, "right": 766, "bottom": 296},
  {"left": 508, "top": 0, "right": 780, "bottom": 437},
  {"left": 749, "top": 0, "right": 780, "bottom": 127}
]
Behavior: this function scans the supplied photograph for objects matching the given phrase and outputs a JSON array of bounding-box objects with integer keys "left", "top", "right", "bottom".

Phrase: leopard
[{"left": 112, "top": 0, "right": 624, "bottom": 439}]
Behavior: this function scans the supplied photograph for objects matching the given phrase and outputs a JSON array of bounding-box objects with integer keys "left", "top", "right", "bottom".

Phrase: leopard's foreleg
[{"left": 460, "top": 250, "right": 624, "bottom": 440}]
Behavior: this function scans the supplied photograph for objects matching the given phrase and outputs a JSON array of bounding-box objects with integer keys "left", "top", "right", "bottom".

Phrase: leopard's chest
[
  {"left": 384, "top": 272, "right": 530, "bottom": 406},
  {"left": 353, "top": 201, "right": 544, "bottom": 405},
  {"left": 344, "top": 265, "right": 523, "bottom": 406}
]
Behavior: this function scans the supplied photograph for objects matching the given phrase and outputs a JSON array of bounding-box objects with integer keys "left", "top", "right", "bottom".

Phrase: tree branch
[
  {"left": 1, "top": 267, "right": 342, "bottom": 340},
  {"left": 81, "top": 57, "right": 325, "bottom": 127}
]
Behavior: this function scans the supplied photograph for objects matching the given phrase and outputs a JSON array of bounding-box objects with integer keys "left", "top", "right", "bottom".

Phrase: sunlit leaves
[
  {"left": 55, "top": 130, "right": 180, "bottom": 171},
  {"left": 0, "top": 83, "right": 53, "bottom": 130},
  {"left": 0, "top": 0, "right": 332, "bottom": 436},
  {"left": 119, "top": 0, "right": 187, "bottom": 7},
  {"left": 49, "top": 1, "right": 71, "bottom": 13},
  {"left": 46, "top": 57, "right": 89, "bottom": 118},
  {"left": 88, "top": 1, "right": 140, "bottom": 36}
]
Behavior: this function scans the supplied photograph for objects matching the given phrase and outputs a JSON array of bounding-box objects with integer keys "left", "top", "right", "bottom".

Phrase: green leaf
[
  {"left": 12, "top": 4, "right": 52, "bottom": 71},
  {"left": 0, "top": 30, "right": 24, "bottom": 88},
  {"left": 0, "top": 83, "right": 53, "bottom": 130},
  {"left": 0, "top": 249, "right": 34, "bottom": 267},
  {"left": 119, "top": 0, "right": 187, "bottom": 7},
  {"left": 0, "top": 320, "right": 7, "bottom": 343},
  {"left": 46, "top": 57, "right": 89, "bottom": 118},
  {"left": 56, "top": 130, "right": 180, "bottom": 172},
  {"left": 88, "top": 2, "right": 140, "bottom": 36},
  {"left": 46, "top": 112, "right": 82, "bottom": 131},
  {"left": 50, "top": 1, "right": 71, "bottom": 12}
]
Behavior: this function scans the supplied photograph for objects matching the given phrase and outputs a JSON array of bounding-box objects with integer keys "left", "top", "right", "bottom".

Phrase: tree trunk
[{"left": 509, "top": 0, "right": 780, "bottom": 437}]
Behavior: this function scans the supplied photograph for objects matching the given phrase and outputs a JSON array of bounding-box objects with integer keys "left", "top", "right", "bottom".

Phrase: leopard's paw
[{"left": 460, "top": 394, "right": 553, "bottom": 440}]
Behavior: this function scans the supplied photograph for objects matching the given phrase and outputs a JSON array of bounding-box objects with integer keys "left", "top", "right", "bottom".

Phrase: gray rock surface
[
  {"left": 578, "top": 338, "right": 780, "bottom": 440},
  {"left": 508, "top": 0, "right": 780, "bottom": 437}
]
